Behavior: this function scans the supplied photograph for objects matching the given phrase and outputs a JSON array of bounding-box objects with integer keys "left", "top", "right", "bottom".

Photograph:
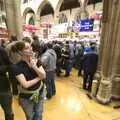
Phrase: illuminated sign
[{"left": 80, "top": 19, "right": 94, "bottom": 32}]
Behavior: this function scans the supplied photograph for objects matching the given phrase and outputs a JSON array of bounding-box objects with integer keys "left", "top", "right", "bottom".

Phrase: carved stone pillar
[
  {"left": 111, "top": 2, "right": 120, "bottom": 99},
  {"left": 35, "top": 15, "right": 40, "bottom": 27},
  {"left": 4, "top": 0, "right": 16, "bottom": 37},
  {"left": 97, "top": 79, "right": 112, "bottom": 104},
  {"left": 13, "top": 0, "right": 23, "bottom": 39},
  {"left": 91, "top": 1, "right": 105, "bottom": 97},
  {"left": 35, "top": 15, "right": 40, "bottom": 36},
  {"left": 4, "top": 0, "right": 22, "bottom": 39},
  {"left": 78, "top": 6, "right": 89, "bottom": 20},
  {"left": 97, "top": 0, "right": 120, "bottom": 104},
  {"left": 112, "top": 76, "right": 120, "bottom": 99},
  {"left": 77, "top": 0, "right": 88, "bottom": 20},
  {"left": 54, "top": 11, "right": 59, "bottom": 24},
  {"left": 91, "top": 80, "right": 98, "bottom": 97}
]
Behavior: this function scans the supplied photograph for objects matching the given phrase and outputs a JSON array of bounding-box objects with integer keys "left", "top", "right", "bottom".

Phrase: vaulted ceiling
[
  {"left": 60, "top": 0, "right": 81, "bottom": 11},
  {"left": 40, "top": 2, "right": 54, "bottom": 16},
  {"left": 87, "top": 0, "right": 102, "bottom": 5}
]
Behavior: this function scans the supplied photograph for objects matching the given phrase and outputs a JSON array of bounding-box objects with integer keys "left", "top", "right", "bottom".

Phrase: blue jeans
[
  {"left": 63, "top": 60, "right": 72, "bottom": 76},
  {"left": 19, "top": 93, "right": 44, "bottom": 120},
  {"left": 83, "top": 70, "right": 94, "bottom": 92},
  {"left": 0, "top": 92, "right": 14, "bottom": 120},
  {"left": 45, "top": 71, "right": 56, "bottom": 98}
]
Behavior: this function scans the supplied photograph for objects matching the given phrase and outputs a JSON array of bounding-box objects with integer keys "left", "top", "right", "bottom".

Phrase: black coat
[
  {"left": 0, "top": 46, "right": 12, "bottom": 92},
  {"left": 82, "top": 52, "right": 98, "bottom": 74}
]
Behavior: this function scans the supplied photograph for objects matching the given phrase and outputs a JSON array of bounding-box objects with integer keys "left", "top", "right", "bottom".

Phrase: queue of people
[{"left": 0, "top": 35, "right": 99, "bottom": 120}]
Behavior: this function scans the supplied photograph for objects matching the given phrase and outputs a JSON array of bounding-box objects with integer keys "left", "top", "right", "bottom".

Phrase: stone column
[
  {"left": 110, "top": 1, "right": 120, "bottom": 99},
  {"left": 4, "top": 0, "right": 23, "bottom": 39},
  {"left": 79, "top": 0, "right": 89, "bottom": 20},
  {"left": 54, "top": 11, "right": 59, "bottom": 24},
  {"left": 13, "top": 0, "right": 23, "bottom": 39},
  {"left": 35, "top": 14, "right": 41, "bottom": 36},
  {"left": 80, "top": 7, "right": 89, "bottom": 20},
  {"left": 35, "top": 15, "right": 40, "bottom": 27},
  {"left": 91, "top": 1, "right": 105, "bottom": 97},
  {"left": 4, "top": 0, "right": 16, "bottom": 37},
  {"left": 96, "top": 0, "right": 120, "bottom": 104}
]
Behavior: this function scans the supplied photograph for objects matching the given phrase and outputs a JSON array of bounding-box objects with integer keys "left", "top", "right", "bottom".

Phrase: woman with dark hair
[{"left": 11, "top": 41, "right": 46, "bottom": 120}]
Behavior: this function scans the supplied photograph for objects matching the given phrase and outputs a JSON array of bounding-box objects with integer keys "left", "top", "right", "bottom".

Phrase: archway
[
  {"left": 86, "top": 0, "right": 103, "bottom": 21},
  {"left": 28, "top": 16, "right": 35, "bottom": 25},
  {"left": 56, "top": 0, "right": 82, "bottom": 12},
  {"left": 23, "top": 8, "right": 36, "bottom": 36},
  {"left": 37, "top": 1, "right": 54, "bottom": 17},
  {"left": 59, "top": 0, "right": 81, "bottom": 12},
  {"left": 37, "top": 1, "right": 54, "bottom": 39},
  {"left": 0, "top": 0, "right": 4, "bottom": 11},
  {"left": 57, "top": 0, "right": 82, "bottom": 23},
  {"left": 87, "top": 0, "right": 103, "bottom": 5},
  {"left": 40, "top": 3, "right": 54, "bottom": 17},
  {"left": 23, "top": 7, "right": 35, "bottom": 24}
]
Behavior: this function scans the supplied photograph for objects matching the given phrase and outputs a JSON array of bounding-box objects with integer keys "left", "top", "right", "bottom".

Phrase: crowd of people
[{"left": 0, "top": 35, "right": 99, "bottom": 120}]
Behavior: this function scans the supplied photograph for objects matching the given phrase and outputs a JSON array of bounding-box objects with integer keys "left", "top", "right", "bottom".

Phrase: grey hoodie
[{"left": 41, "top": 49, "right": 57, "bottom": 72}]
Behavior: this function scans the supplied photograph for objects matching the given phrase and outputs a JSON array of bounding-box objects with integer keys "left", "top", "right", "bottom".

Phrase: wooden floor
[{"left": 0, "top": 69, "right": 120, "bottom": 120}]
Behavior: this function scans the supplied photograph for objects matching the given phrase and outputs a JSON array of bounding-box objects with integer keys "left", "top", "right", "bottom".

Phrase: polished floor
[{"left": 0, "top": 70, "right": 120, "bottom": 120}]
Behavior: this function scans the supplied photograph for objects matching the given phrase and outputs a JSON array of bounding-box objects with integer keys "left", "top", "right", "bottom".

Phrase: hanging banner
[
  {"left": 23, "top": 24, "right": 39, "bottom": 32},
  {"left": 80, "top": 19, "right": 94, "bottom": 32},
  {"left": 72, "top": 19, "right": 94, "bottom": 32}
]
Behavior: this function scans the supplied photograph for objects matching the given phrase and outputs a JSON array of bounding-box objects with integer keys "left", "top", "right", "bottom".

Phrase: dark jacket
[
  {"left": 82, "top": 52, "right": 98, "bottom": 74},
  {"left": 41, "top": 49, "right": 57, "bottom": 72},
  {"left": 0, "top": 46, "right": 12, "bottom": 92}
]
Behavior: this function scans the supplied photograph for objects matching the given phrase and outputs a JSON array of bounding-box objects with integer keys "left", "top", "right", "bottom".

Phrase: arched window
[
  {"left": 88, "top": 0, "right": 103, "bottom": 5},
  {"left": 0, "top": 0, "right": 4, "bottom": 11},
  {"left": 75, "top": 12, "right": 81, "bottom": 22},
  {"left": 60, "top": 0, "right": 80, "bottom": 11},
  {"left": 23, "top": 0, "right": 28, "bottom": 4},
  {"left": 28, "top": 16, "right": 35, "bottom": 25},
  {"left": 40, "top": 3, "right": 54, "bottom": 17},
  {"left": 59, "top": 13, "right": 68, "bottom": 24},
  {"left": 1, "top": 15, "right": 6, "bottom": 23}
]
